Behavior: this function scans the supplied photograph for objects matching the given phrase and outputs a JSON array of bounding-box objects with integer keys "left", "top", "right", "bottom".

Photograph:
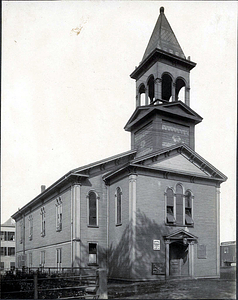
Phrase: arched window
[
  {"left": 166, "top": 188, "right": 175, "bottom": 224},
  {"left": 166, "top": 184, "right": 194, "bottom": 227},
  {"left": 139, "top": 84, "right": 146, "bottom": 106},
  {"left": 115, "top": 187, "right": 122, "bottom": 225},
  {"left": 87, "top": 191, "right": 98, "bottom": 227},
  {"left": 162, "top": 73, "right": 172, "bottom": 101},
  {"left": 56, "top": 197, "right": 62, "bottom": 232},
  {"left": 40, "top": 207, "right": 46, "bottom": 237},
  {"left": 175, "top": 78, "right": 186, "bottom": 102},
  {"left": 147, "top": 75, "right": 155, "bottom": 103},
  {"left": 185, "top": 190, "right": 194, "bottom": 225},
  {"left": 176, "top": 184, "right": 183, "bottom": 225}
]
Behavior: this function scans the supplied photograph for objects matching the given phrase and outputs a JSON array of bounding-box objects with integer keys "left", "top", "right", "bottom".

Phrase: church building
[{"left": 12, "top": 7, "right": 227, "bottom": 281}]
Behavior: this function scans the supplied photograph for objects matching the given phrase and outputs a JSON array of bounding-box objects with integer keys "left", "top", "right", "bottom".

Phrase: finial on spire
[{"left": 160, "top": 7, "right": 164, "bottom": 14}]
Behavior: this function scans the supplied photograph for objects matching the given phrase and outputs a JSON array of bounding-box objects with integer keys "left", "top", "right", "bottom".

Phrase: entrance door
[{"left": 169, "top": 242, "right": 189, "bottom": 276}]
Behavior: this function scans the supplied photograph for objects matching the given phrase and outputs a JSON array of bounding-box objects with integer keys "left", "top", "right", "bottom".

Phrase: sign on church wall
[
  {"left": 162, "top": 120, "right": 189, "bottom": 148},
  {"left": 153, "top": 239, "right": 160, "bottom": 250}
]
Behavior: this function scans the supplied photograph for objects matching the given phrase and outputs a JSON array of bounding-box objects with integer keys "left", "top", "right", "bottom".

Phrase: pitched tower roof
[{"left": 142, "top": 7, "right": 186, "bottom": 61}]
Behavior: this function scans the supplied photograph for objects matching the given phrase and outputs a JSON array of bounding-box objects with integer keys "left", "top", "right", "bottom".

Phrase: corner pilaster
[
  {"left": 216, "top": 186, "right": 221, "bottom": 276},
  {"left": 129, "top": 174, "right": 137, "bottom": 278}
]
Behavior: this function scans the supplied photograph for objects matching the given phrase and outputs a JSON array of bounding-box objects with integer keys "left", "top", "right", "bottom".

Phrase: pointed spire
[{"left": 142, "top": 7, "right": 186, "bottom": 61}]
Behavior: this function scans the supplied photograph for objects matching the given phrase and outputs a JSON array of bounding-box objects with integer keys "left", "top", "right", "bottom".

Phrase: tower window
[
  {"left": 162, "top": 74, "right": 172, "bottom": 101},
  {"left": 147, "top": 75, "right": 155, "bottom": 103},
  {"left": 139, "top": 84, "right": 146, "bottom": 106},
  {"left": 175, "top": 78, "right": 186, "bottom": 102}
]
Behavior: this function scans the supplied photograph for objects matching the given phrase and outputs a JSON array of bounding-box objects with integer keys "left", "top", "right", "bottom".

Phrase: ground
[{"left": 108, "top": 267, "right": 236, "bottom": 299}]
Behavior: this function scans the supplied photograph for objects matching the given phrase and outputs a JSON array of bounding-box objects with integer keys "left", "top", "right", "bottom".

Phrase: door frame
[{"left": 164, "top": 229, "right": 197, "bottom": 278}]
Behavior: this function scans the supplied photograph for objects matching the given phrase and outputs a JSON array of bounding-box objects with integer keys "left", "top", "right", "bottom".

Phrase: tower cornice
[{"left": 130, "top": 49, "right": 196, "bottom": 80}]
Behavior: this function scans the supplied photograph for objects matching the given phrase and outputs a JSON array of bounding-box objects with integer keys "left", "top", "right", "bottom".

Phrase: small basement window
[{"left": 88, "top": 243, "right": 97, "bottom": 265}]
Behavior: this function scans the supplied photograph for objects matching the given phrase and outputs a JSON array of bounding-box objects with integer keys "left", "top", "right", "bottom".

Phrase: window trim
[
  {"left": 20, "top": 220, "right": 23, "bottom": 244},
  {"left": 165, "top": 184, "right": 194, "bottom": 227},
  {"left": 115, "top": 187, "right": 122, "bottom": 226},
  {"left": 40, "top": 207, "right": 46, "bottom": 237},
  {"left": 40, "top": 251, "right": 45, "bottom": 267},
  {"left": 29, "top": 252, "right": 33, "bottom": 268},
  {"left": 87, "top": 191, "right": 99, "bottom": 227},
  {"left": 88, "top": 242, "right": 98, "bottom": 266},
  {"left": 56, "top": 248, "right": 62, "bottom": 271},
  {"left": 29, "top": 215, "right": 33, "bottom": 241},
  {"left": 165, "top": 187, "right": 176, "bottom": 225},
  {"left": 8, "top": 247, "right": 15, "bottom": 256},
  {"left": 175, "top": 183, "right": 185, "bottom": 226},
  {"left": 56, "top": 197, "right": 63, "bottom": 232},
  {"left": 185, "top": 189, "right": 194, "bottom": 226}
]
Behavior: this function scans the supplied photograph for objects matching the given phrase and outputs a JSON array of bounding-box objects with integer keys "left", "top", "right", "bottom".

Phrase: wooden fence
[{"left": 1, "top": 267, "right": 107, "bottom": 299}]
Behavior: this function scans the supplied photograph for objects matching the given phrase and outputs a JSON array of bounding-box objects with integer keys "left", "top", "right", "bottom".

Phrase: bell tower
[{"left": 125, "top": 7, "right": 202, "bottom": 157}]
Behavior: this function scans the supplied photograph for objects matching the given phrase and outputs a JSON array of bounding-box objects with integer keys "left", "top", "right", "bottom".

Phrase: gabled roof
[
  {"left": 164, "top": 229, "right": 198, "bottom": 241},
  {"left": 12, "top": 149, "right": 137, "bottom": 219},
  {"left": 1, "top": 217, "right": 15, "bottom": 227},
  {"left": 143, "top": 7, "right": 185, "bottom": 61},
  {"left": 124, "top": 101, "right": 203, "bottom": 131},
  {"left": 103, "top": 144, "right": 227, "bottom": 183}
]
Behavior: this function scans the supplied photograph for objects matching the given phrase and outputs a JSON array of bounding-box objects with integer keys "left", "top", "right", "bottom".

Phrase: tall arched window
[
  {"left": 175, "top": 78, "right": 186, "bottom": 102},
  {"left": 185, "top": 190, "right": 194, "bottom": 225},
  {"left": 147, "top": 75, "right": 155, "bottom": 103},
  {"left": 166, "top": 188, "right": 175, "bottom": 224},
  {"left": 88, "top": 191, "right": 98, "bottom": 227},
  {"left": 115, "top": 187, "right": 122, "bottom": 225},
  {"left": 162, "top": 73, "right": 172, "bottom": 101},
  {"left": 176, "top": 184, "right": 184, "bottom": 225},
  {"left": 139, "top": 84, "right": 146, "bottom": 106},
  {"left": 165, "top": 184, "right": 194, "bottom": 227}
]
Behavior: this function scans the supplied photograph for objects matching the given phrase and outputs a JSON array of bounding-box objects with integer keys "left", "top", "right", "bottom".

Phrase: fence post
[
  {"left": 97, "top": 269, "right": 108, "bottom": 299},
  {"left": 34, "top": 274, "right": 38, "bottom": 299}
]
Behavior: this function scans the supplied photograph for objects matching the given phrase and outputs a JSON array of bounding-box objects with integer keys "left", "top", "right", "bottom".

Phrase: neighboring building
[
  {"left": 220, "top": 241, "right": 236, "bottom": 267},
  {"left": 0, "top": 218, "right": 16, "bottom": 273},
  {"left": 12, "top": 7, "right": 227, "bottom": 280}
]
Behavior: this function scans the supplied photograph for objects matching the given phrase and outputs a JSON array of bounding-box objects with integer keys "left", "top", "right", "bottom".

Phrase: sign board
[
  {"left": 162, "top": 120, "right": 189, "bottom": 148},
  {"left": 197, "top": 244, "right": 207, "bottom": 259},
  {"left": 153, "top": 240, "right": 160, "bottom": 250},
  {"left": 152, "top": 263, "right": 165, "bottom": 275}
]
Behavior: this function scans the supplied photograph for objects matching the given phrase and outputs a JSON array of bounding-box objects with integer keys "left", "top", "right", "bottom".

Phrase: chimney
[{"left": 41, "top": 185, "right": 46, "bottom": 193}]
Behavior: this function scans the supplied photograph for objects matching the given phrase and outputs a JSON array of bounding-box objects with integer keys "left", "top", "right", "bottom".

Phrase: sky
[{"left": 2, "top": 1, "right": 237, "bottom": 242}]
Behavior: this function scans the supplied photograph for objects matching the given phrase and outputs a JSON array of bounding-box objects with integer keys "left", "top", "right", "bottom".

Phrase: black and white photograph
[{"left": 2, "top": 1, "right": 236, "bottom": 299}]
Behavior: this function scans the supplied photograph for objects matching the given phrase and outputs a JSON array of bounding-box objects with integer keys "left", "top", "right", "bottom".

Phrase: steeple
[
  {"left": 142, "top": 7, "right": 185, "bottom": 61},
  {"left": 125, "top": 7, "right": 202, "bottom": 157},
  {"left": 130, "top": 7, "right": 196, "bottom": 107}
]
